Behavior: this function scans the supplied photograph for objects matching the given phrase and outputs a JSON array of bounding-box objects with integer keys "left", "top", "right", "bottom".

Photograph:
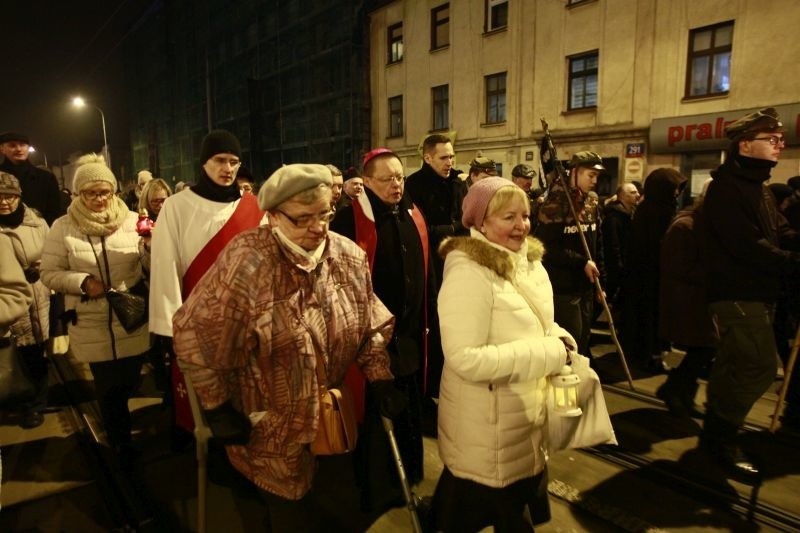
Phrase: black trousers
[
  {"left": 17, "top": 343, "right": 49, "bottom": 412},
  {"left": 258, "top": 454, "right": 366, "bottom": 532},
  {"left": 554, "top": 289, "right": 594, "bottom": 356},
  {"left": 89, "top": 354, "right": 145, "bottom": 448},
  {"left": 432, "top": 466, "right": 549, "bottom": 533}
]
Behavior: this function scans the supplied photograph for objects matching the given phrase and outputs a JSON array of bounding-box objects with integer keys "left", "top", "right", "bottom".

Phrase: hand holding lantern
[{"left": 550, "top": 364, "right": 582, "bottom": 417}]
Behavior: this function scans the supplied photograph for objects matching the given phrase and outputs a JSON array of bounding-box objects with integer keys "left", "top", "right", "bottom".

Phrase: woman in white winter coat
[
  {"left": 0, "top": 172, "right": 51, "bottom": 428},
  {"left": 41, "top": 154, "right": 150, "bottom": 460},
  {"left": 431, "top": 177, "right": 576, "bottom": 532}
]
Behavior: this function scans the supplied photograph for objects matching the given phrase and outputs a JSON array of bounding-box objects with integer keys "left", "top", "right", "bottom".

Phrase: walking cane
[
  {"left": 381, "top": 415, "right": 423, "bottom": 533},
  {"left": 540, "top": 118, "right": 635, "bottom": 390},
  {"left": 770, "top": 322, "right": 800, "bottom": 433}
]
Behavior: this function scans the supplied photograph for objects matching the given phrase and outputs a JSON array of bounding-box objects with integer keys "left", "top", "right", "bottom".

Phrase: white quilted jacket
[{"left": 436, "top": 231, "right": 572, "bottom": 487}]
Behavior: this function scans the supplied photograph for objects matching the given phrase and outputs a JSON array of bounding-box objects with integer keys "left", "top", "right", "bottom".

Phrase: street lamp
[
  {"left": 71, "top": 96, "right": 110, "bottom": 167},
  {"left": 28, "top": 146, "right": 48, "bottom": 167}
]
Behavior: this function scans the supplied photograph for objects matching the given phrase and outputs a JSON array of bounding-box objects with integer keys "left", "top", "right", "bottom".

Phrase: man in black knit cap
[{"left": 148, "top": 130, "right": 265, "bottom": 440}]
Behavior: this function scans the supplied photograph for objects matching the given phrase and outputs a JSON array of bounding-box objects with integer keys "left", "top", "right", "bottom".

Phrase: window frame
[
  {"left": 684, "top": 20, "right": 733, "bottom": 100},
  {"left": 430, "top": 3, "right": 450, "bottom": 51},
  {"left": 485, "top": 72, "right": 507, "bottom": 124},
  {"left": 387, "top": 22, "right": 403, "bottom": 64},
  {"left": 567, "top": 50, "right": 599, "bottom": 111},
  {"left": 388, "top": 95, "right": 403, "bottom": 138},
  {"left": 431, "top": 84, "right": 449, "bottom": 131},
  {"left": 486, "top": 0, "right": 508, "bottom": 32}
]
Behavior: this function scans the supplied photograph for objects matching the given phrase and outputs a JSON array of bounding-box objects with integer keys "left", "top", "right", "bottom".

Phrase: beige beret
[{"left": 258, "top": 164, "right": 333, "bottom": 211}]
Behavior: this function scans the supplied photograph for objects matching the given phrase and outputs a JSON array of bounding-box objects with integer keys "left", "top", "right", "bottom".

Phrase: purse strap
[
  {"left": 313, "top": 349, "right": 329, "bottom": 393},
  {"left": 86, "top": 235, "right": 112, "bottom": 290}
]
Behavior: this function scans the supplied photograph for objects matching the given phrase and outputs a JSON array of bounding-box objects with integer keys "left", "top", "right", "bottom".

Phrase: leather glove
[
  {"left": 24, "top": 264, "right": 41, "bottom": 283},
  {"left": 371, "top": 379, "right": 407, "bottom": 419},
  {"left": 203, "top": 400, "right": 252, "bottom": 445}
]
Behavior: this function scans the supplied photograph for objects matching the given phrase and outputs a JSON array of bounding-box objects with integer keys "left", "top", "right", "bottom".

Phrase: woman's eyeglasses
[
  {"left": 81, "top": 190, "right": 114, "bottom": 200},
  {"left": 0, "top": 194, "right": 20, "bottom": 203},
  {"left": 275, "top": 209, "right": 335, "bottom": 229}
]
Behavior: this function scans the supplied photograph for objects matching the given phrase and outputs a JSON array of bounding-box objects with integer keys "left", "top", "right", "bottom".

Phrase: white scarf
[{"left": 272, "top": 226, "right": 326, "bottom": 272}]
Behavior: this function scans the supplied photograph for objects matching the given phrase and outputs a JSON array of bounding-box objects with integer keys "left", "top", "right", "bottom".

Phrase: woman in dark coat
[
  {"left": 621, "top": 168, "right": 687, "bottom": 373},
  {"left": 657, "top": 180, "right": 718, "bottom": 416}
]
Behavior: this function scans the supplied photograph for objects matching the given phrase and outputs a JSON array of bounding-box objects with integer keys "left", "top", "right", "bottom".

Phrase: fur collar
[{"left": 439, "top": 235, "right": 545, "bottom": 281}]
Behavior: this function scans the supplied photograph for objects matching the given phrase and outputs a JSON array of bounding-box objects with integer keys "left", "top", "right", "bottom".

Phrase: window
[
  {"left": 388, "top": 22, "right": 403, "bottom": 63},
  {"left": 431, "top": 4, "right": 450, "bottom": 50},
  {"left": 487, "top": 0, "right": 508, "bottom": 31},
  {"left": 432, "top": 85, "right": 449, "bottom": 131},
  {"left": 388, "top": 95, "right": 403, "bottom": 137},
  {"left": 568, "top": 51, "right": 598, "bottom": 110},
  {"left": 685, "top": 21, "right": 733, "bottom": 98},
  {"left": 485, "top": 72, "right": 507, "bottom": 124}
]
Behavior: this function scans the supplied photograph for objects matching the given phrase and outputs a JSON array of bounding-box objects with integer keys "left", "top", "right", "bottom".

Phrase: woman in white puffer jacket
[
  {"left": 431, "top": 177, "right": 576, "bottom": 533},
  {"left": 41, "top": 154, "right": 149, "bottom": 461}
]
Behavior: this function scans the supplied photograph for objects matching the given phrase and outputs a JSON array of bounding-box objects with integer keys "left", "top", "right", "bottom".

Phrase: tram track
[{"left": 583, "top": 382, "right": 800, "bottom": 532}]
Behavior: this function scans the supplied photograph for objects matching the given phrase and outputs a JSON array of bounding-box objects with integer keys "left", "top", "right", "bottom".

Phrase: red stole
[
  {"left": 343, "top": 193, "right": 429, "bottom": 422},
  {"left": 173, "top": 193, "right": 264, "bottom": 432}
]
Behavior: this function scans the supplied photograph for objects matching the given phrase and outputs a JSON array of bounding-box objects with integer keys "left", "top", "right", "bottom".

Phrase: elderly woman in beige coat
[
  {"left": 0, "top": 172, "right": 51, "bottom": 428},
  {"left": 41, "top": 154, "right": 150, "bottom": 461}
]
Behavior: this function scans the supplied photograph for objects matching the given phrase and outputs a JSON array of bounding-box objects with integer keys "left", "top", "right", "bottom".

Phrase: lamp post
[{"left": 72, "top": 96, "right": 110, "bottom": 167}]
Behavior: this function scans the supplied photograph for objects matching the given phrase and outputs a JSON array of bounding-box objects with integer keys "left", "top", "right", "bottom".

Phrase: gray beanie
[
  {"left": 72, "top": 153, "right": 117, "bottom": 192},
  {"left": 0, "top": 172, "right": 21, "bottom": 196},
  {"left": 200, "top": 130, "right": 241, "bottom": 163},
  {"left": 258, "top": 164, "right": 333, "bottom": 210}
]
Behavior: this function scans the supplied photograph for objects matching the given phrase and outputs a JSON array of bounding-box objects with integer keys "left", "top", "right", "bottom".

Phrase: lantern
[{"left": 550, "top": 365, "right": 582, "bottom": 417}]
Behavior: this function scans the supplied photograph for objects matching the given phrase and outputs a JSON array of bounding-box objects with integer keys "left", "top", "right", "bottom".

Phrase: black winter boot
[{"left": 699, "top": 412, "right": 760, "bottom": 483}]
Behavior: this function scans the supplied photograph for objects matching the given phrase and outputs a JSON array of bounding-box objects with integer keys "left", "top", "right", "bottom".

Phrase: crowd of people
[{"left": 2, "top": 107, "right": 800, "bottom": 531}]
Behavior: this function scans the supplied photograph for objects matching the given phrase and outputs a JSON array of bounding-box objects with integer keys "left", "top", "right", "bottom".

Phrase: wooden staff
[
  {"left": 770, "top": 322, "right": 800, "bottom": 433},
  {"left": 540, "top": 118, "right": 635, "bottom": 390}
]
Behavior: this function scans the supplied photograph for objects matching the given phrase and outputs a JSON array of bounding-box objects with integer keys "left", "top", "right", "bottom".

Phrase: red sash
[
  {"left": 344, "top": 194, "right": 430, "bottom": 422},
  {"left": 173, "top": 193, "right": 264, "bottom": 432},
  {"left": 181, "top": 193, "right": 264, "bottom": 299}
]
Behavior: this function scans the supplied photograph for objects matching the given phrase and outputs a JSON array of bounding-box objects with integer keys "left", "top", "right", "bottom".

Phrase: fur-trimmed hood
[{"left": 439, "top": 234, "right": 545, "bottom": 281}]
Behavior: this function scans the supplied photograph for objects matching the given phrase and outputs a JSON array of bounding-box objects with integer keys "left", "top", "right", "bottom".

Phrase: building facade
[
  {"left": 123, "top": 0, "right": 373, "bottom": 185},
  {"left": 368, "top": 0, "right": 800, "bottom": 196}
]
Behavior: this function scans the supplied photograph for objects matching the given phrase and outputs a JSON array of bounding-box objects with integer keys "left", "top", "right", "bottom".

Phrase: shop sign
[{"left": 649, "top": 103, "right": 800, "bottom": 153}]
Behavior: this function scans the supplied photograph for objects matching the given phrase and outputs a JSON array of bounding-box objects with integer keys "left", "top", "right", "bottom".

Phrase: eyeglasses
[
  {"left": 752, "top": 135, "right": 786, "bottom": 146},
  {"left": 0, "top": 194, "right": 20, "bottom": 203},
  {"left": 211, "top": 156, "right": 242, "bottom": 167},
  {"left": 371, "top": 175, "right": 405, "bottom": 185},
  {"left": 81, "top": 190, "right": 114, "bottom": 200},
  {"left": 275, "top": 209, "right": 335, "bottom": 229},
  {"left": 239, "top": 184, "right": 253, "bottom": 192}
]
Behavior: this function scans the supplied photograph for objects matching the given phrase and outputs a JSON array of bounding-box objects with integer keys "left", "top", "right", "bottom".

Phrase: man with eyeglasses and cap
[
  {"left": 533, "top": 151, "right": 605, "bottom": 356},
  {"left": 330, "top": 148, "right": 434, "bottom": 512},
  {"left": 698, "top": 108, "right": 800, "bottom": 480}
]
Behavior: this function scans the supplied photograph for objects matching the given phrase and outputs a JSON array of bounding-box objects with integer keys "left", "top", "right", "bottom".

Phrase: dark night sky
[{"left": 1, "top": 1, "right": 154, "bottom": 167}]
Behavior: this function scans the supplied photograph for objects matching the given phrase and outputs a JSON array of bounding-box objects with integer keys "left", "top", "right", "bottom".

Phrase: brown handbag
[{"left": 310, "top": 350, "right": 358, "bottom": 455}]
